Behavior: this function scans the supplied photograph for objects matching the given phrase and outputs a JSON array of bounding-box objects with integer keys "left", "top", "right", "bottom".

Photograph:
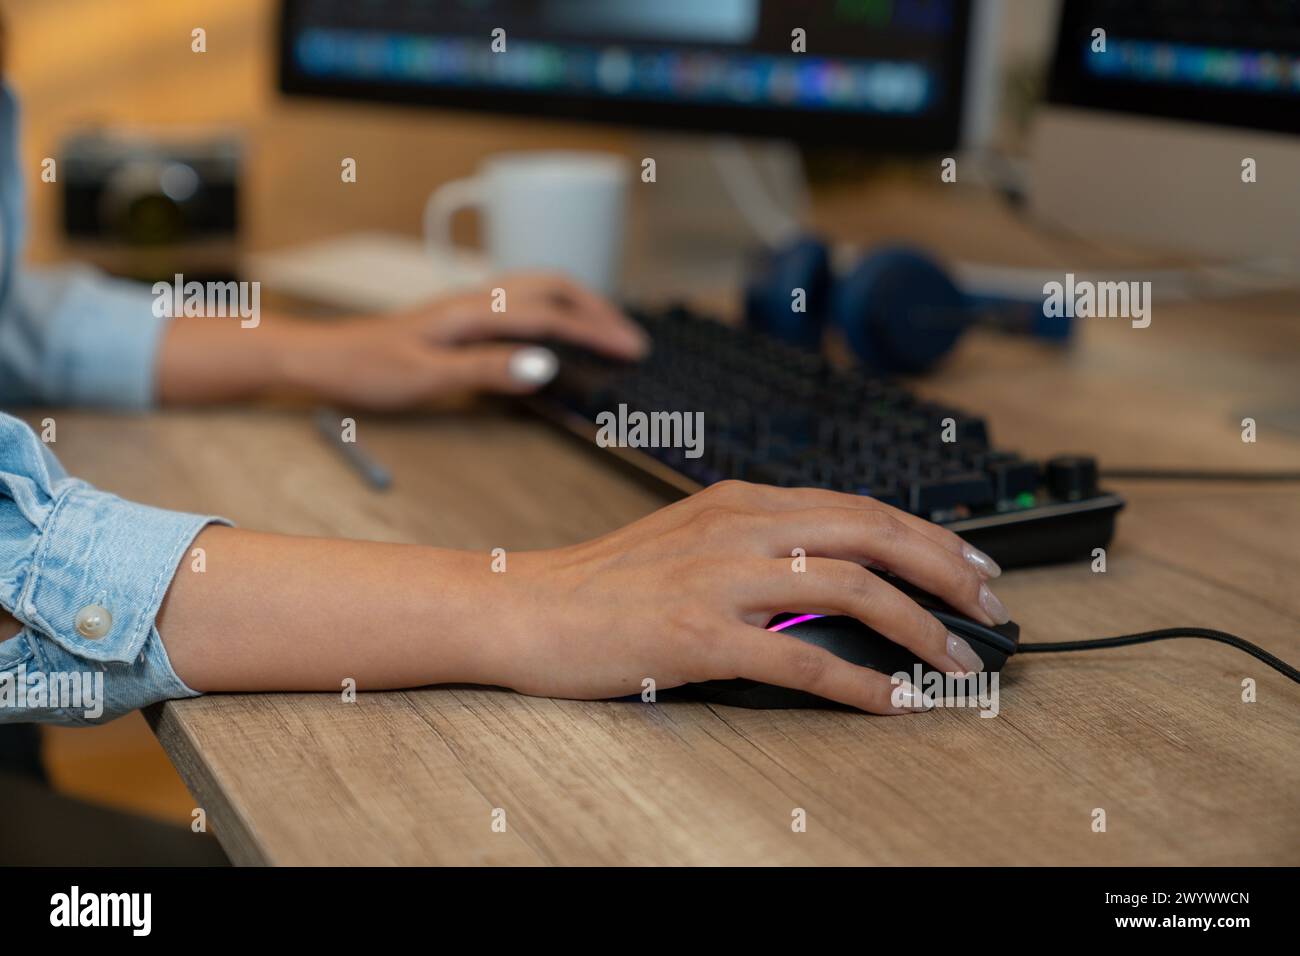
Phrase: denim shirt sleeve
[
  {"left": 0, "top": 267, "right": 169, "bottom": 409},
  {"left": 0, "top": 413, "right": 229, "bottom": 725},
  {"left": 0, "top": 83, "right": 168, "bottom": 409}
]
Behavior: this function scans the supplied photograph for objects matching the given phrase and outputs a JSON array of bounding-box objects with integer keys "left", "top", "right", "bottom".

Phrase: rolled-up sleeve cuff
[
  {"left": 19, "top": 484, "right": 229, "bottom": 666},
  {"left": 33, "top": 267, "right": 167, "bottom": 409}
]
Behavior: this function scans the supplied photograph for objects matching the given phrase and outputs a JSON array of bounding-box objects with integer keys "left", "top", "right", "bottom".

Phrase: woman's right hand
[{"left": 484, "top": 481, "right": 1010, "bottom": 714}]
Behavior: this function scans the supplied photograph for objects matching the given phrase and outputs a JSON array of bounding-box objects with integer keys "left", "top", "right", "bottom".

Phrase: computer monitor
[
  {"left": 278, "top": 0, "right": 997, "bottom": 151},
  {"left": 1029, "top": 0, "right": 1300, "bottom": 259}
]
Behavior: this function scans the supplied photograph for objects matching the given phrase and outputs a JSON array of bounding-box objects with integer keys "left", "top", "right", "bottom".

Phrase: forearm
[
  {"left": 155, "top": 314, "right": 314, "bottom": 405},
  {"left": 156, "top": 525, "right": 522, "bottom": 693}
]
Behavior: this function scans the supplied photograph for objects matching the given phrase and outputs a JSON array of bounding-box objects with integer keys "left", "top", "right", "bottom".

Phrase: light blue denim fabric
[
  {"left": 0, "top": 84, "right": 218, "bottom": 725},
  {"left": 0, "top": 414, "right": 226, "bottom": 724},
  {"left": 0, "top": 82, "right": 168, "bottom": 409}
]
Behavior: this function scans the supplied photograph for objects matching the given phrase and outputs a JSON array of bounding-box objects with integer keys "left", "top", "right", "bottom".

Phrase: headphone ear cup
[
  {"left": 830, "top": 248, "right": 970, "bottom": 374},
  {"left": 743, "top": 236, "right": 832, "bottom": 349}
]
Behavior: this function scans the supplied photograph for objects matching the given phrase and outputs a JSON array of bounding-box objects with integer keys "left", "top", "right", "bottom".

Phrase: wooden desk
[{"left": 25, "top": 264, "right": 1300, "bottom": 864}]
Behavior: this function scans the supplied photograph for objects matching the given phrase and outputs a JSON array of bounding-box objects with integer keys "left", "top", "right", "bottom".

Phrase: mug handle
[{"left": 423, "top": 176, "right": 484, "bottom": 259}]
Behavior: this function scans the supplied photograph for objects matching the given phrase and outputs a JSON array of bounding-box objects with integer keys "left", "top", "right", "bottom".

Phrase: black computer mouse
[{"left": 684, "top": 577, "right": 1020, "bottom": 709}]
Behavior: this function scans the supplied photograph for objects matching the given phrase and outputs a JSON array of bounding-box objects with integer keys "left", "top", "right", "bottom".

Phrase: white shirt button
[{"left": 75, "top": 604, "right": 112, "bottom": 640}]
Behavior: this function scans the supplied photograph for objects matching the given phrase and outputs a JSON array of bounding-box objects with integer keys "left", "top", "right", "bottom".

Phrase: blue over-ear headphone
[{"left": 745, "top": 237, "right": 1071, "bottom": 373}]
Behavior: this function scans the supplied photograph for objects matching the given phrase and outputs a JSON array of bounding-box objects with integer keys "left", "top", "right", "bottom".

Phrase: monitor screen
[
  {"left": 278, "top": 0, "right": 974, "bottom": 149},
  {"left": 1047, "top": 0, "right": 1300, "bottom": 136}
]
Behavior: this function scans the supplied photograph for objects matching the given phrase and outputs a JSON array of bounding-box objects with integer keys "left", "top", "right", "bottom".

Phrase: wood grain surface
[{"left": 26, "top": 285, "right": 1300, "bottom": 863}]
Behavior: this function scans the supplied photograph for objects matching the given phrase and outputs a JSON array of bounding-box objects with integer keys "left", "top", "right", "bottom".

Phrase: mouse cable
[
  {"left": 1100, "top": 468, "right": 1300, "bottom": 482},
  {"left": 1019, "top": 628, "right": 1300, "bottom": 685}
]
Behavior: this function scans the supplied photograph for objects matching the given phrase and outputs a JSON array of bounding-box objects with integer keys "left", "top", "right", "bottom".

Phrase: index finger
[
  {"left": 509, "top": 271, "right": 650, "bottom": 358},
  {"left": 712, "top": 481, "right": 999, "bottom": 577}
]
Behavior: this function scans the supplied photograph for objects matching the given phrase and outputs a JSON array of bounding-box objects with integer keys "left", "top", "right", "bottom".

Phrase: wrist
[
  {"left": 441, "top": 547, "right": 563, "bottom": 689},
  {"left": 262, "top": 317, "right": 343, "bottom": 397}
]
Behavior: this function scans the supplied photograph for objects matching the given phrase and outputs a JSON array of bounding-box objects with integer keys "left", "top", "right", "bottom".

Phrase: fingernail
[
  {"left": 962, "top": 543, "right": 1001, "bottom": 578},
  {"left": 509, "top": 346, "right": 558, "bottom": 385},
  {"left": 891, "top": 680, "right": 932, "bottom": 711},
  {"left": 946, "top": 632, "right": 985, "bottom": 673},
  {"left": 978, "top": 583, "right": 1011, "bottom": 625}
]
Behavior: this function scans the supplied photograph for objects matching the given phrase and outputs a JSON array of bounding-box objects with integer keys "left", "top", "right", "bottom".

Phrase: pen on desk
[{"left": 313, "top": 407, "right": 393, "bottom": 491}]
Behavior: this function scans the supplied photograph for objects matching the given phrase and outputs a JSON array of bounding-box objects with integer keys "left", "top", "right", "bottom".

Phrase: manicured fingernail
[
  {"left": 509, "top": 346, "right": 558, "bottom": 385},
  {"left": 891, "top": 681, "right": 932, "bottom": 711},
  {"left": 978, "top": 583, "right": 1011, "bottom": 625},
  {"left": 963, "top": 543, "right": 1001, "bottom": 578},
  {"left": 946, "top": 632, "right": 985, "bottom": 673}
]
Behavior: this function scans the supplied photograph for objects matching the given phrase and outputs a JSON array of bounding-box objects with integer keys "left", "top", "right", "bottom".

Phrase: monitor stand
[{"left": 622, "top": 134, "right": 810, "bottom": 310}]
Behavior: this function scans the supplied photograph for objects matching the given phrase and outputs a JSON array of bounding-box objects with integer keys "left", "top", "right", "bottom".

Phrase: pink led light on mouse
[{"left": 767, "top": 613, "right": 824, "bottom": 632}]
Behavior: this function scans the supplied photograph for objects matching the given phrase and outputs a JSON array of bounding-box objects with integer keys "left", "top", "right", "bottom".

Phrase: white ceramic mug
[{"left": 424, "top": 150, "right": 629, "bottom": 295}]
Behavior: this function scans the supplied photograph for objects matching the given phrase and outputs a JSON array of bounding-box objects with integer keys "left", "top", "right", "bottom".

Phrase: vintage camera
[{"left": 61, "top": 130, "right": 242, "bottom": 281}]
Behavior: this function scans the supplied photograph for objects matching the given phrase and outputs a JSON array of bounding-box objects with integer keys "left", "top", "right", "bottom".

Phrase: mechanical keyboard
[{"left": 534, "top": 305, "right": 1124, "bottom": 569}]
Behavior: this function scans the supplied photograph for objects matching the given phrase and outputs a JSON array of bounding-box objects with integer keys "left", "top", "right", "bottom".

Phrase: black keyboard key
[
  {"left": 957, "top": 418, "right": 990, "bottom": 448},
  {"left": 989, "top": 459, "right": 1040, "bottom": 500},
  {"left": 907, "top": 473, "right": 995, "bottom": 516}
]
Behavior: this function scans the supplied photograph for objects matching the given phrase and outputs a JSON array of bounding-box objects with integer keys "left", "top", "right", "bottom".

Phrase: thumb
[{"left": 434, "top": 344, "right": 559, "bottom": 395}]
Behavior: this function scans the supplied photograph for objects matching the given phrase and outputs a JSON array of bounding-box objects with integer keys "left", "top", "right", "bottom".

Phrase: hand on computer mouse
[
  {"left": 295, "top": 271, "right": 647, "bottom": 408},
  {"left": 486, "top": 480, "right": 1010, "bottom": 714},
  {"left": 153, "top": 478, "right": 1008, "bottom": 719},
  {"left": 407, "top": 271, "right": 648, "bottom": 359},
  {"left": 157, "top": 272, "right": 647, "bottom": 408}
]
